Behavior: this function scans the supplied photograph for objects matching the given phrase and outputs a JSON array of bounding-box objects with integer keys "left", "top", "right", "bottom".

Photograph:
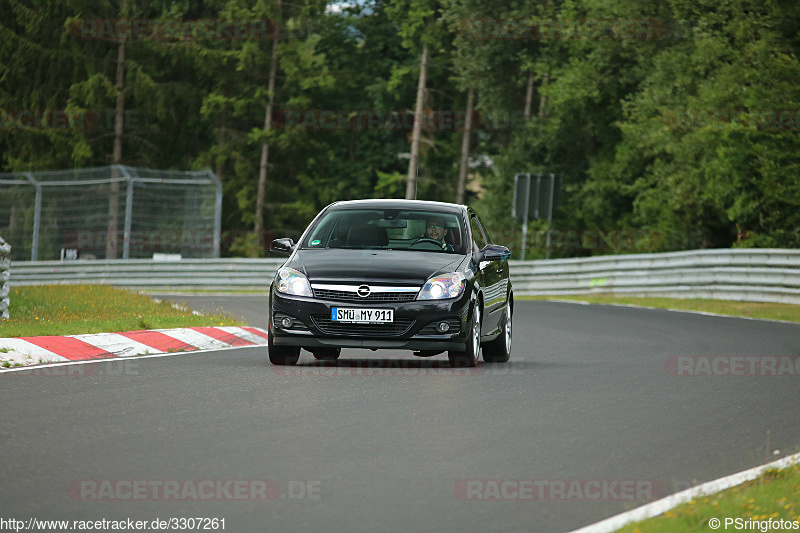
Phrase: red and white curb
[{"left": 0, "top": 326, "right": 268, "bottom": 369}]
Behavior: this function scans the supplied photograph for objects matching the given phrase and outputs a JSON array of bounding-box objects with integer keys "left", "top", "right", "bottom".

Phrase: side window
[
  {"left": 469, "top": 214, "right": 487, "bottom": 251},
  {"left": 474, "top": 213, "right": 494, "bottom": 245}
]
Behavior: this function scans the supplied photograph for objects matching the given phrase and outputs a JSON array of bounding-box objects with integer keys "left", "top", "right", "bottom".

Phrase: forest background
[{"left": 2, "top": 0, "right": 799, "bottom": 258}]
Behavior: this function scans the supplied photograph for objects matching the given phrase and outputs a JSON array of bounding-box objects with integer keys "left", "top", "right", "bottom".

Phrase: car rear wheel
[
  {"left": 483, "top": 299, "right": 511, "bottom": 363},
  {"left": 268, "top": 335, "right": 300, "bottom": 365},
  {"left": 448, "top": 302, "right": 480, "bottom": 368},
  {"left": 312, "top": 348, "right": 341, "bottom": 361}
]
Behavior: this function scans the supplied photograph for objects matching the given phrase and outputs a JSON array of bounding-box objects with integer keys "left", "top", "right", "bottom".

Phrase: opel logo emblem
[{"left": 357, "top": 285, "right": 371, "bottom": 297}]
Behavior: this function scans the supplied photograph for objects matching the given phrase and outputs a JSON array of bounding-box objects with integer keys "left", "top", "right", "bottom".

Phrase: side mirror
[
  {"left": 478, "top": 244, "right": 511, "bottom": 263},
  {"left": 270, "top": 238, "right": 295, "bottom": 256}
]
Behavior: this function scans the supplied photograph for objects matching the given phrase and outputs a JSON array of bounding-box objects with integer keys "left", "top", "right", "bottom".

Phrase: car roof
[{"left": 326, "top": 199, "right": 467, "bottom": 213}]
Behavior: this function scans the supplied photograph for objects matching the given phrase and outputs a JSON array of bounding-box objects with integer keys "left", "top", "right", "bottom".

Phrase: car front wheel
[
  {"left": 268, "top": 334, "right": 300, "bottom": 365},
  {"left": 312, "top": 348, "right": 341, "bottom": 361},
  {"left": 483, "top": 298, "right": 511, "bottom": 363},
  {"left": 448, "top": 302, "right": 480, "bottom": 368}
]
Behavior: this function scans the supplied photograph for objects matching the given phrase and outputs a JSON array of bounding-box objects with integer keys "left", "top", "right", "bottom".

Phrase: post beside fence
[{"left": 0, "top": 236, "right": 11, "bottom": 319}]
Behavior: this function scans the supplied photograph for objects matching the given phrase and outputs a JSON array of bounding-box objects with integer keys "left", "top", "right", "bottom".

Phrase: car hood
[{"left": 290, "top": 249, "right": 463, "bottom": 285}]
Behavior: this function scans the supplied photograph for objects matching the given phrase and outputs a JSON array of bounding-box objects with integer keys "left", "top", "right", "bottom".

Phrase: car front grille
[
  {"left": 311, "top": 316, "right": 415, "bottom": 337},
  {"left": 312, "top": 288, "right": 418, "bottom": 303}
]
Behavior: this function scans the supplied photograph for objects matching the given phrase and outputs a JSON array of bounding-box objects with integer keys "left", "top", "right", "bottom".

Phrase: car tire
[
  {"left": 483, "top": 298, "right": 511, "bottom": 363},
  {"left": 312, "top": 348, "right": 341, "bottom": 361},
  {"left": 448, "top": 302, "right": 480, "bottom": 368},
  {"left": 268, "top": 335, "right": 300, "bottom": 365}
]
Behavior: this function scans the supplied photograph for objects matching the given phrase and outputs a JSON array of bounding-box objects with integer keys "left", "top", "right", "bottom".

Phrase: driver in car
[{"left": 425, "top": 217, "right": 454, "bottom": 251}]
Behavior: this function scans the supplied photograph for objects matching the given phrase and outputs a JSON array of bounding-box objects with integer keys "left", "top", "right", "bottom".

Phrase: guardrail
[
  {"left": 508, "top": 248, "right": 800, "bottom": 304},
  {"left": 0, "top": 236, "right": 10, "bottom": 319},
  {"left": 6, "top": 249, "right": 800, "bottom": 304},
  {"left": 7, "top": 258, "right": 285, "bottom": 292}
]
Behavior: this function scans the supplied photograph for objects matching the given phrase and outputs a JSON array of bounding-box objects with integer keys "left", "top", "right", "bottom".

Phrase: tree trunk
[
  {"left": 456, "top": 87, "right": 474, "bottom": 204},
  {"left": 524, "top": 71, "right": 534, "bottom": 119},
  {"left": 255, "top": 0, "right": 281, "bottom": 234},
  {"left": 216, "top": 115, "right": 226, "bottom": 181},
  {"left": 538, "top": 71, "right": 550, "bottom": 120},
  {"left": 107, "top": 0, "right": 126, "bottom": 260},
  {"left": 406, "top": 43, "right": 428, "bottom": 200}
]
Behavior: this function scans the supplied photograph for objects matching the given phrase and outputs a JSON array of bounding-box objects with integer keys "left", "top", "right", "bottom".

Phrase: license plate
[{"left": 331, "top": 308, "right": 394, "bottom": 323}]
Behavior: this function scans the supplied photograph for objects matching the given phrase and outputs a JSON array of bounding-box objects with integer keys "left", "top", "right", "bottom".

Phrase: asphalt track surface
[{"left": 1, "top": 298, "right": 799, "bottom": 533}]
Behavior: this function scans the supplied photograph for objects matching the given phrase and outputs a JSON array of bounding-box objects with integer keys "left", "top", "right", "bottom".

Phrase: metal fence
[
  {"left": 7, "top": 248, "right": 800, "bottom": 304},
  {"left": 0, "top": 165, "right": 222, "bottom": 261}
]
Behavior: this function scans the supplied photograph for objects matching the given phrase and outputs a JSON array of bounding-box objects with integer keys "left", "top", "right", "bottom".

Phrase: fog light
[
  {"left": 281, "top": 316, "right": 293, "bottom": 328},
  {"left": 437, "top": 322, "right": 450, "bottom": 333}
]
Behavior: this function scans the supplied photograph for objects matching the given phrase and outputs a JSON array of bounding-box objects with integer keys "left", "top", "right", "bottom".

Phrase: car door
[{"left": 469, "top": 210, "right": 508, "bottom": 337}]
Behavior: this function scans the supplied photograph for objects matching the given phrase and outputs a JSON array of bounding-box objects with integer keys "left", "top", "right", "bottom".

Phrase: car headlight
[
  {"left": 275, "top": 267, "right": 312, "bottom": 297},
  {"left": 418, "top": 272, "right": 466, "bottom": 300}
]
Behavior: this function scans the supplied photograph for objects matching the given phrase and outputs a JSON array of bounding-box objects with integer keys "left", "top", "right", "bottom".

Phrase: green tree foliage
[
  {"left": 614, "top": 0, "right": 800, "bottom": 248},
  {"left": 1, "top": 0, "right": 798, "bottom": 254},
  {"left": 448, "top": 0, "right": 800, "bottom": 253}
]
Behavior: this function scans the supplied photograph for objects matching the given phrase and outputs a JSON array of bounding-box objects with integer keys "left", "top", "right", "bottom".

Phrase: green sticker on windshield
[{"left": 311, "top": 239, "right": 321, "bottom": 246}]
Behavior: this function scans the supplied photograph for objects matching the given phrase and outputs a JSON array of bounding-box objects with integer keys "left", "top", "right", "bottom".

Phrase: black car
[{"left": 268, "top": 199, "right": 513, "bottom": 367}]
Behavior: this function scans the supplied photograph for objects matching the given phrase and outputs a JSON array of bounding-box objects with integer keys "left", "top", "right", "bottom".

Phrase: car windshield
[{"left": 301, "top": 208, "right": 467, "bottom": 254}]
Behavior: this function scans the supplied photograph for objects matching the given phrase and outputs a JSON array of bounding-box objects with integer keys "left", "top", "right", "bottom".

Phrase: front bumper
[{"left": 269, "top": 289, "right": 472, "bottom": 352}]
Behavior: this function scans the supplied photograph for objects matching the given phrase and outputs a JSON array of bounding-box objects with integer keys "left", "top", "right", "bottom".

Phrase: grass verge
[
  {"left": 518, "top": 295, "right": 800, "bottom": 323},
  {"left": 0, "top": 284, "right": 245, "bottom": 337},
  {"left": 616, "top": 463, "right": 800, "bottom": 532}
]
